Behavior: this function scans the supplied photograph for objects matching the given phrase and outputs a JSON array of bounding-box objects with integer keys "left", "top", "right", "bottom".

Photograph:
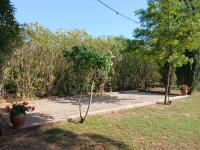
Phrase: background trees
[
  {"left": 175, "top": 0, "right": 200, "bottom": 93},
  {"left": 112, "top": 38, "right": 160, "bottom": 91},
  {"left": 3, "top": 24, "right": 60, "bottom": 97},
  {"left": 134, "top": 0, "right": 200, "bottom": 104},
  {"left": 1, "top": 0, "right": 200, "bottom": 101},
  {"left": 176, "top": 50, "right": 200, "bottom": 94},
  {"left": 2, "top": 23, "right": 161, "bottom": 98},
  {"left": 0, "top": 0, "right": 20, "bottom": 81}
]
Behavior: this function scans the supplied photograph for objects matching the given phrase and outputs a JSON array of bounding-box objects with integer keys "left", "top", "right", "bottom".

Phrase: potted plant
[
  {"left": 5, "top": 102, "right": 35, "bottom": 128},
  {"left": 180, "top": 84, "right": 190, "bottom": 96}
]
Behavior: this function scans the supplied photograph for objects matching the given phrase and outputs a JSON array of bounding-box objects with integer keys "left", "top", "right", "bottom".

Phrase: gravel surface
[{"left": 1, "top": 91, "right": 186, "bottom": 129}]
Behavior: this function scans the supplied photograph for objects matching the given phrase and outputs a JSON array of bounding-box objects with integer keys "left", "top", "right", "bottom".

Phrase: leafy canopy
[
  {"left": 0, "top": 0, "right": 20, "bottom": 64},
  {"left": 63, "top": 46, "right": 113, "bottom": 90},
  {"left": 134, "top": 0, "right": 200, "bottom": 67}
]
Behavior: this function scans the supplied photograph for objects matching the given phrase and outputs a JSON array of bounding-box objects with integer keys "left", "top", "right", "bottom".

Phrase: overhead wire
[{"left": 96, "top": 0, "right": 137, "bottom": 23}]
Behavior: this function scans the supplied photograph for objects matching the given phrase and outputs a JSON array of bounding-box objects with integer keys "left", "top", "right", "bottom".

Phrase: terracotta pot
[
  {"left": 10, "top": 114, "right": 27, "bottom": 128},
  {"left": 181, "top": 89, "right": 188, "bottom": 96}
]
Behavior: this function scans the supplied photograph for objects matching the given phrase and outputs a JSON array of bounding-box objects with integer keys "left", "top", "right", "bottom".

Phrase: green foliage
[
  {"left": 135, "top": 0, "right": 200, "bottom": 67},
  {"left": 176, "top": 50, "right": 200, "bottom": 92},
  {"left": 159, "top": 63, "right": 177, "bottom": 88},
  {"left": 112, "top": 37, "right": 160, "bottom": 90},
  {"left": 113, "top": 52, "right": 160, "bottom": 90},
  {"left": 63, "top": 46, "right": 113, "bottom": 92},
  {"left": 0, "top": 0, "right": 20, "bottom": 76},
  {"left": 134, "top": 0, "right": 200, "bottom": 99},
  {"left": 174, "top": 0, "right": 200, "bottom": 92},
  {"left": 3, "top": 24, "right": 61, "bottom": 97},
  {"left": 6, "top": 101, "right": 34, "bottom": 116},
  {"left": 2, "top": 23, "right": 162, "bottom": 98}
]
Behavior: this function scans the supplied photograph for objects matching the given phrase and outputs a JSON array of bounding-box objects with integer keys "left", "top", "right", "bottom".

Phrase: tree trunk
[
  {"left": 79, "top": 80, "right": 95, "bottom": 123},
  {"left": 164, "top": 84, "right": 167, "bottom": 105},
  {"left": 78, "top": 90, "right": 83, "bottom": 121},
  {"left": 164, "top": 63, "right": 172, "bottom": 105}
]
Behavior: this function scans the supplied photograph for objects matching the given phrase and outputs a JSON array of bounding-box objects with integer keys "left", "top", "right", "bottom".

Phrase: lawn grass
[{"left": 0, "top": 93, "right": 200, "bottom": 150}]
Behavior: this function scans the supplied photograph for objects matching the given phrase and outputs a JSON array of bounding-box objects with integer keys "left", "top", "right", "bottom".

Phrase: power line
[{"left": 96, "top": 0, "right": 137, "bottom": 23}]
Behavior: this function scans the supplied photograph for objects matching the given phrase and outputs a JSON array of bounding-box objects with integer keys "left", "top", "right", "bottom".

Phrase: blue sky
[{"left": 11, "top": 0, "right": 147, "bottom": 38}]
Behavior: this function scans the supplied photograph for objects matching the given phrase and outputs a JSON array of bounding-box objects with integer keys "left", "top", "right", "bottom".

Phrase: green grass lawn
[{"left": 1, "top": 93, "right": 200, "bottom": 150}]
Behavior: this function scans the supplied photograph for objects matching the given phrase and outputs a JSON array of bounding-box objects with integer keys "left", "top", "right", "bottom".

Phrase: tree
[
  {"left": 3, "top": 24, "right": 61, "bottom": 97},
  {"left": 175, "top": 0, "right": 200, "bottom": 93},
  {"left": 114, "top": 38, "right": 160, "bottom": 91},
  {"left": 63, "top": 46, "right": 113, "bottom": 123},
  {"left": 134, "top": 0, "right": 200, "bottom": 104},
  {"left": 176, "top": 49, "right": 200, "bottom": 93},
  {"left": 0, "top": 0, "right": 20, "bottom": 72}
]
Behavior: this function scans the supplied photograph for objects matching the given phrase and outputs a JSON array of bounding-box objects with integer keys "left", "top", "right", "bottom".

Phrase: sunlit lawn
[{"left": 1, "top": 93, "right": 200, "bottom": 150}]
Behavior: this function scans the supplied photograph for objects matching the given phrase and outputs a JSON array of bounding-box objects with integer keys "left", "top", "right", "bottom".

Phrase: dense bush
[
  {"left": 113, "top": 52, "right": 160, "bottom": 90},
  {"left": 0, "top": 0, "right": 20, "bottom": 84},
  {"left": 112, "top": 38, "right": 161, "bottom": 90},
  {"left": 176, "top": 50, "right": 200, "bottom": 93},
  {"left": 2, "top": 23, "right": 161, "bottom": 98}
]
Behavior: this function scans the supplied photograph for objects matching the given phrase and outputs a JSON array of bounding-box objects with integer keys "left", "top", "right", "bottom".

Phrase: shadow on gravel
[
  {"left": 46, "top": 92, "right": 141, "bottom": 105},
  {"left": 26, "top": 113, "right": 55, "bottom": 126}
]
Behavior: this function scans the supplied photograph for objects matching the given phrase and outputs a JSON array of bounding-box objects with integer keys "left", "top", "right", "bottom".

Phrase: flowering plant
[{"left": 5, "top": 102, "right": 35, "bottom": 116}]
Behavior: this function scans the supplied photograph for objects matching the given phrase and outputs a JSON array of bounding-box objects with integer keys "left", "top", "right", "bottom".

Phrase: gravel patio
[{"left": 0, "top": 91, "right": 186, "bottom": 131}]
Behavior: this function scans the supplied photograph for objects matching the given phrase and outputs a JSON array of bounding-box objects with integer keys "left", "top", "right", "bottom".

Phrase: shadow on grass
[
  {"left": 0, "top": 126, "right": 129, "bottom": 150},
  {"left": 44, "top": 127, "right": 129, "bottom": 150}
]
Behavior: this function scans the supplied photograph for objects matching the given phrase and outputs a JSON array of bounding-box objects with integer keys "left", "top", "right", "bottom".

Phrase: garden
[
  {"left": 1, "top": 0, "right": 200, "bottom": 149},
  {"left": 1, "top": 93, "right": 200, "bottom": 149}
]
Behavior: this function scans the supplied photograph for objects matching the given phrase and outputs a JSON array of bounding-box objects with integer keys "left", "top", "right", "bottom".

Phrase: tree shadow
[
  {"left": 46, "top": 92, "right": 140, "bottom": 105},
  {"left": 25, "top": 113, "right": 55, "bottom": 127},
  {"left": 0, "top": 90, "right": 177, "bottom": 134},
  {"left": 44, "top": 127, "right": 129, "bottom": 150},
  {"left": 118, "top": 90, "right": 163, "bottom": 95},
  {"left": 44, "top": 90, "right": 174, "bottom": 108},
  {"left": 0, "top": 111, "right": 55, "bottom": 130},
  {"left": 85, "top": 133, "right": 129, "bottom": 149},
  {"left": 1, "top": 126, "right": 130, "bottom": 149},
  {"left": 0, "top": 91, "right": 140, "bottom": 133}
]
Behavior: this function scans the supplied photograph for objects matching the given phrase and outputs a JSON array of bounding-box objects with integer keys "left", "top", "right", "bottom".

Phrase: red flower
[
  {"left": 31, "top": 107, "right": 35, "bottom": 111},
  {"left": 5, "top": 106, "right": 11, "bottom": 112},
  {"left": 22, "top": 101, "right": 28, "bottom": 105},
  {"left": 5, "top": 102, "right": 35, "bottom": 116}
]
